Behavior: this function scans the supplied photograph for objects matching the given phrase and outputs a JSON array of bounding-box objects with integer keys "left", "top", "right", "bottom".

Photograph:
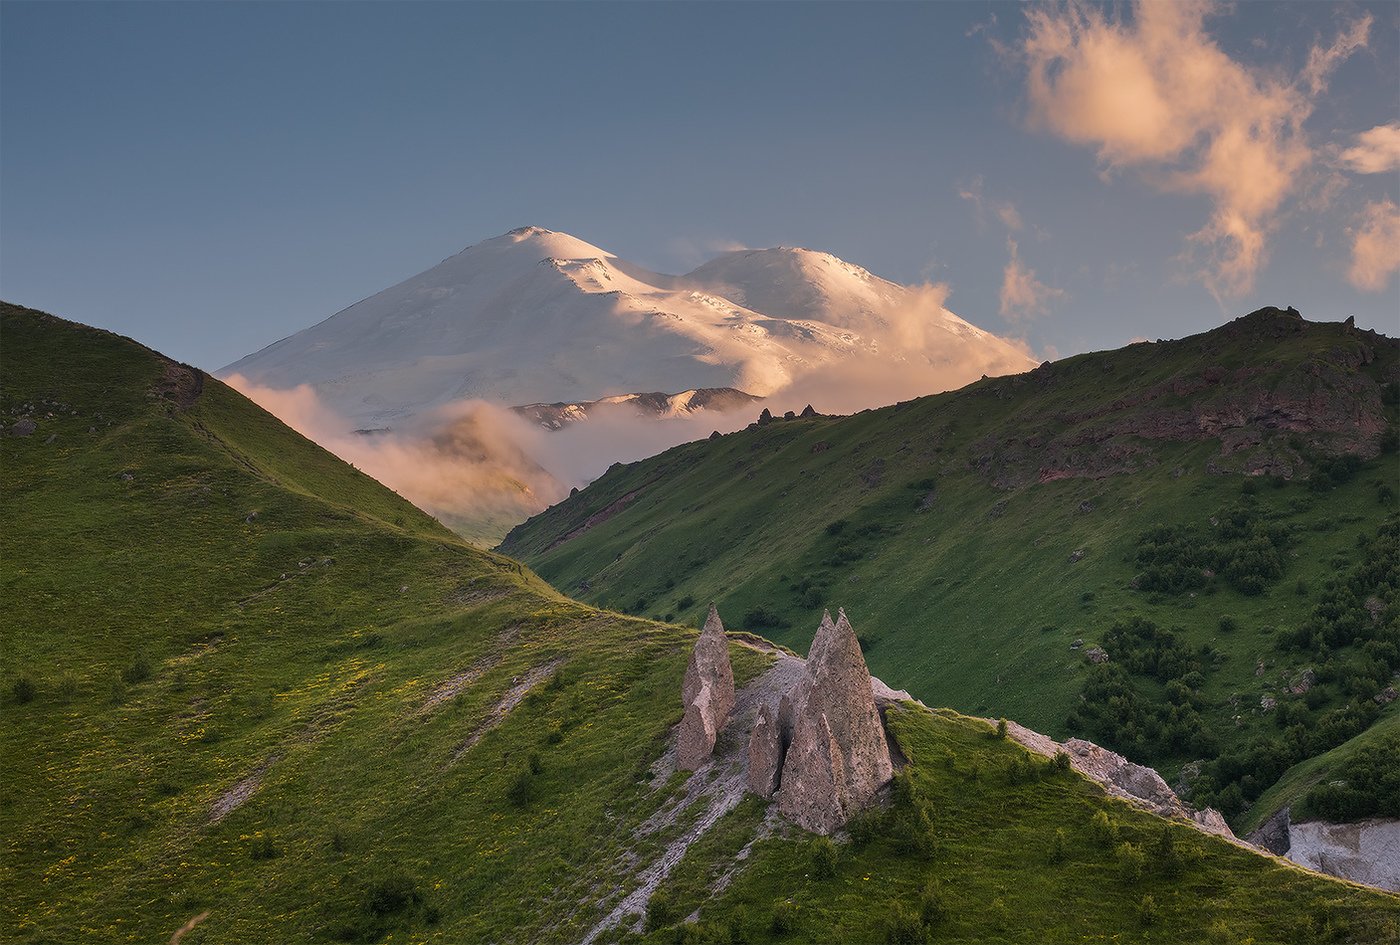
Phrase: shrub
[
  {"left": 366, "top": 874, "right": 422, "bottom": 917},
  {"left": 770, "top": 900, "right": 798, "bottom": 935},
  {"left": 810, "top": 836, "right": 838, "bottom": 878},
  {"left": 1090, "top": 811, "right": 1117, "bottom": 847},
  {"left": 122, "top": 652, "right": 152, "bottom": 685},
  {"left": 1138, "top": 894, "right": 1158, "bottom": 927},
  {"left": 506, "top": 770, "right": 535, "bottom": 807},
  {"left": 676, "top": 595, "right": 696, "bottom": 611},
  {"left": 743, "top": 606, "right": 789, "bottom": 630},
  {"left": 645, "top": 890, "right": 678, "bottom": 932},
  {"left": 1049, "top": 828, "right": 1068, "bottom": 864},
  {"left": 249, "top": 833, "right": 280, "bottom": 860},
  {"left": 1155, "top": 825, "right": 1183, "bottom": 876},
  {"left": 884, "top": 904, "right": 927, "bottom": 944},
  {"left": 1051, "top": 751, "right": 1072, "bottom": 775},
  {"left": 528, "top": 752, "right": 543, "bottom": 776},
  {"left": 1219, "top": 615, "right": 1238, "bottom": 633},
  {"left": 11, "top": 675, "right": 36, "bottom": 704},
  {"left": 994, "top": 718, "right": 1008, "bottom": 739},
  {"left": 918, "top": 881, "right": 947, "bottom": 926},
  {"left": 1116, "top": 841, "right": 1146, "bottom": 883}
]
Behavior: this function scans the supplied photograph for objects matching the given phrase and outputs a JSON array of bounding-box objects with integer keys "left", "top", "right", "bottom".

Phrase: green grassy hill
[
  {"left": 3, "top": 303, "right": 1396, "bottom": 943},
  {"left": 501, "top": 308, "right": 1400, "bottom": 829}
]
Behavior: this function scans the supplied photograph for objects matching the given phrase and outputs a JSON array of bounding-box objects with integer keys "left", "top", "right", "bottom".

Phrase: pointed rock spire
[
  {"left": 769, "top": 607, "right": 893, "bottom": 832},
  {"left": 677, "top": 604, "right": 735, "bottom": 771}
]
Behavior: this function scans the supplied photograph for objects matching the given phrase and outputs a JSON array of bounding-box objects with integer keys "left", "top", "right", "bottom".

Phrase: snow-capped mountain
[{"left": 221, "top": 226, "right": 1035, "bottom": 427}]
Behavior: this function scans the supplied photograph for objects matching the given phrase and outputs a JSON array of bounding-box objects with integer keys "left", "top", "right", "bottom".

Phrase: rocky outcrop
[
  {"left": 1005, "top": 722, "right": 1235, "bottom": 841},
  {"left": 747, "top": 609, "right": 894, "bottom": 834},
  {"left": 677, "top": 605, "right": 735, "bottom": 771}
]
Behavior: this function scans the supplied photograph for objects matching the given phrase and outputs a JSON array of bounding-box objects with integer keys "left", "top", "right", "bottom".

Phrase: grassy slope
[
  {"left": 501, "top": 312, "right": 1399, "bottom": 811},
  {"left": 2, "top": 304, "right": 1395, "bottom": 944}
]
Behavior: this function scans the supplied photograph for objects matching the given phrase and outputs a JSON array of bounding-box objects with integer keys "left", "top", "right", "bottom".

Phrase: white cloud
[{"left": 1016, "top": 1, "right": 1371, "bottom": 298}]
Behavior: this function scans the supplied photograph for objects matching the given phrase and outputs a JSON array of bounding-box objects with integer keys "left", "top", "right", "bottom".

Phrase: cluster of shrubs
[
  {"left": 1067, "top": 618, "right": 1217, "bottom": 760},
  {"left": 1190, "top": 517, "right": 1398, "bottom": 818},
  {"left": 1131, "top": 498, "right": 1293, "bottom": 596},
  {"left": 1302, "top": 732, "right": 1400, "bottom": 822}
]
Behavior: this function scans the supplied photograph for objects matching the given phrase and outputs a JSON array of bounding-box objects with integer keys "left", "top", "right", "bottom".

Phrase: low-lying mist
[{"left": 224, "top": 338, "right": 1033, "bottom": 544}]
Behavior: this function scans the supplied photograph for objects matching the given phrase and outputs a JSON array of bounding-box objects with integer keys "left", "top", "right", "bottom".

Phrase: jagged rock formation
[
  {"left": 748, "top": 609, "right": 894, "bottom": 834},
  {"left": 747, "top": 702, "right": 783, "bottom": 796},
  {"left": 677, "top": 605, "right": 736, "bottom": 771},
  {"left": 1246, "top": 807, "right": 1400, "bottom": 892},
  {"left": 1005, "top": 722, "right": 1235, "bottom": 840}
]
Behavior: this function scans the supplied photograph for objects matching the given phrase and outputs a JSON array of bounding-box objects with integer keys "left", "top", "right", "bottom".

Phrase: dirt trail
[{"left": 450, "top": 658, "right": 563, "bottom": 763}]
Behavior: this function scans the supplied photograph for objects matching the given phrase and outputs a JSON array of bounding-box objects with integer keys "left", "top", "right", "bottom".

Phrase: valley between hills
[{"left": 2, "top": 301, "right": 1397, "bottom": 944}]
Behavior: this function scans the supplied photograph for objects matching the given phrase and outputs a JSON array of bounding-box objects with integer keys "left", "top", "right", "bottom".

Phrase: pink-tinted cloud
[
  {"left": 1347, "top": 199, "right": 1400, "bottom": 292},
  {"left": 1017, "top": 1, "right": 1370, "bottom": 299},
  {"left": 1336, "top": 122, "right": 1400, "bottom": 175},
  {"left": 999, "top": 238, "right": 1065, "bottom": 322}
]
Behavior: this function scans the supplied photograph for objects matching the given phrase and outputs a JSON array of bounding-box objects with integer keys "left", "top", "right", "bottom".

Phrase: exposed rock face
[
  {"left": 747, "top": 702, "right": 783, "bottom": 796},
  {"left": 778, "top": 711, "right": 848, "bottom": 834},
  {"left": 1062, "top": 738, "right": 1183, "bottom": 814},
  {"left": 749, "top": 609, "right": 895, "bottom": 834},
  {"left": 677, "top": 605, "right": 735, "bottom": 771},
  {"left": 1287, "top": 818, "right": 1400, "bottom": 892},
  {"left": 1248, "top": 806, "right": 1293, "bottom": 855}
]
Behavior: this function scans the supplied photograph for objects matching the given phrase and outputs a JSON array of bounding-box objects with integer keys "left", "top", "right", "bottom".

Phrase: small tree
[
  {"left": 995, "top": 718, "right": 1009, "bottom": 739},
  {"left": 884, "top": 904, "right": 927, "bottom": 944},
  {"left": 1090, "top": 810, "right": 1118, "bottom": 847}
]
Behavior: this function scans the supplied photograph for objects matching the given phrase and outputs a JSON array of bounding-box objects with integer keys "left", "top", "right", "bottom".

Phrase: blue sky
[{"left": 2, "top": 1, "right": 1396, "bottom": 370}]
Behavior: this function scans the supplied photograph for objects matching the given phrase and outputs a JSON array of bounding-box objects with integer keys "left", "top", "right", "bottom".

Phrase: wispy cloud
[
  {"left": 1347, "top": 199, "right": 1400, "bottom": 292},
  {"left": 1015, "top": 1, "right": 1371, "bottom": 299},
  {"left": 1000, "top": 238, "right": 1065, "bottom": 322}
]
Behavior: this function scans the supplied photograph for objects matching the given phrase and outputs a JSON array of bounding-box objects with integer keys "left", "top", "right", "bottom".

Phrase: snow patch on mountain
[{"left": 222, "top": 227, "right": 1035, "bottom": 427}]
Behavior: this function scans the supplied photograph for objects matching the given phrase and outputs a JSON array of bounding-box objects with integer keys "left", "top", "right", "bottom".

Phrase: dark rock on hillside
[
  {"left": 678, "top": 605, "right": 736, "bottom": 771},
  {"left": 10, "top": 419, "right": 36, "bottom": 436}
]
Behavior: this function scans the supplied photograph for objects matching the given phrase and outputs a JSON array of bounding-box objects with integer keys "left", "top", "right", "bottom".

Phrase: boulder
[{"left": 677, "top": 605, "right": 734, "bottom": 771}]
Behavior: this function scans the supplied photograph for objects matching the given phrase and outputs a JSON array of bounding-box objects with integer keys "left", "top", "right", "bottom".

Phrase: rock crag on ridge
[
  {"left": 749, "top": 609, "right": 895, "bottom": 834},
  {"left": 677, "top": 604, "right": 736, "bottom": 771}
]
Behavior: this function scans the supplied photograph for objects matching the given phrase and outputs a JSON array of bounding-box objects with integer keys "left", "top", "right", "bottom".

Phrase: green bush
[
  {"left": 810, "top": 836, "right": 838, "bottom": 878},
  {"left": 1138, "top": 894, "right": 1158, "bottom": 927},
  {"left": 1090, "top": 811, "right": 1117, "bottom": 847},
  {"left": 1049, "top": 828, "right": 1068, "bottom": 864},
  {"left": 121, "top": 652, "right": 152, "bottom": 685},
  {"left": 884, "top": 903, "right": 927, "bottom": 944},
  {"left": 1116, "top": 842, "right": 1146, "bottom": 884},
  {"left": 506, "top": 769, "right": 535, "bottom": 807},
  {"left": 770, "top": 900, "right": 798, "bottom": 935},
  {"left": 919, "top": 880, "right": 947, "bottom": 927},
  {"left": 645, "top": 889, "right": 678, "bottom": 932},
  {"left": 11, "top": 675, "right": 36, "bottom": 704}
]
